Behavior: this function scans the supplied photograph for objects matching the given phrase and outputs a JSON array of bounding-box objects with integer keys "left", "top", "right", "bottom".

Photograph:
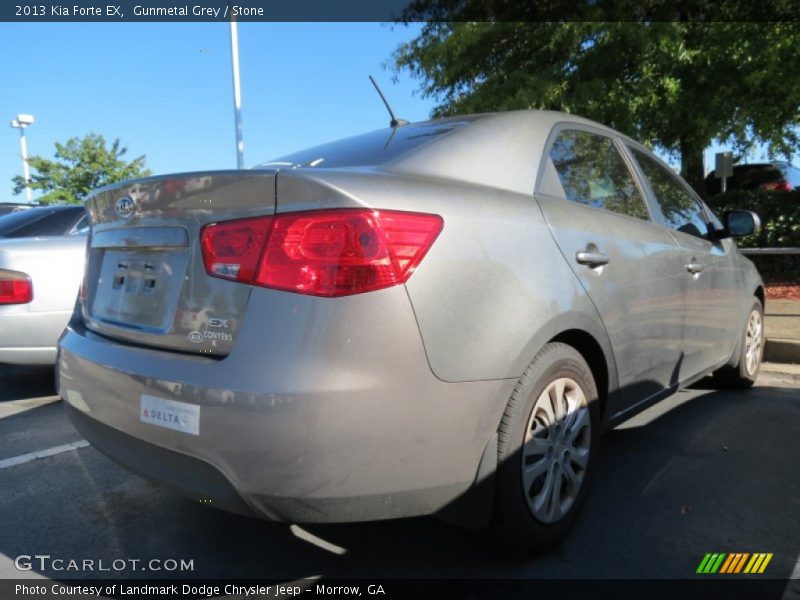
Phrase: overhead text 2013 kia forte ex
[{"left": 58, "top": 111, "right": 765, "bottom": 552}]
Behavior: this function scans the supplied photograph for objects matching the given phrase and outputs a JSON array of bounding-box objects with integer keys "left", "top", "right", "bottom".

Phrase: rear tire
[
  {"left": 713, "top": 298, "right": 764, "bottom": 389},
  {"left": 490, "top": 342, "right": 600, "bottom": 554}
]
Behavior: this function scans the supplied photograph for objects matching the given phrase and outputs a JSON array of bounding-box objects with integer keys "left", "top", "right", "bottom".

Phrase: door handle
[
  {"left": 575, "top": 251, "right": 610, "bottom": 266},
  {"left": 686, "top": 262, "right": 704, "bottom": 274}
]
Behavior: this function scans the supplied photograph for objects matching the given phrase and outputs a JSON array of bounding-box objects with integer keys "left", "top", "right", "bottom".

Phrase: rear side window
[
  {"left": 632, "top": 149, "right": 710, "bottom": 239},
  {"left": 70, "top": 213, "right": 90, "bottom": 235},
  {"left": 0, "top": 207, "right": 84, "bottom": 238},
  {"left": 547, "top": 129, "right": 649, "bottom": 221}
]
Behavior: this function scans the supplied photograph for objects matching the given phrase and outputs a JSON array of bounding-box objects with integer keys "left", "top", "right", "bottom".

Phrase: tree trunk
[{"left": 679, "top": 138, "right": 706, "bottom": 196}]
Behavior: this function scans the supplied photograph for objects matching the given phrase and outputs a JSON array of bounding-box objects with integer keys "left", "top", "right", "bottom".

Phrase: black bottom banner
[{"left": 2, "top": 578, "right": 795, "bottom": 600}]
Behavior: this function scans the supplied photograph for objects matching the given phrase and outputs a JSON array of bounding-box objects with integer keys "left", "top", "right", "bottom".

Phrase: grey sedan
[
  {"left": 57, "top": 111, "right": 763, "bottom": 552},
  {"left": 0, "top": 205, "right": 87, "bottom": 365}
]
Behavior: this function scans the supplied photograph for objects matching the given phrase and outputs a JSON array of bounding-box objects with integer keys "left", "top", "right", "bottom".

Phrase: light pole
[
  {"left": 10, "top": 114, "right": 35, "bottom": 203},
  {"left": 229, "top": 21, "right": 244, "bottom": 169}
]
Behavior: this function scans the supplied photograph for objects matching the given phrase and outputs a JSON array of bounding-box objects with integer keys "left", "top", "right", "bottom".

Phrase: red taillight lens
[
  {"left": 758, "top": 181, "right": 792, "bottom": 192},
  {"left": 200, "top": 209, "right": 443, "bottom": 297},
  {"left": 200, "top": 215, "right": 274, "bottom": 281},
  {"left": 0, "top": 270, "right": 33, "bottom": 305}
]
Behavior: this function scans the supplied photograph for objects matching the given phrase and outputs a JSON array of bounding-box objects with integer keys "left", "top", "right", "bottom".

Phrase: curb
[{"left": 764, "top": 338, "right": 800, "bottom": 365}]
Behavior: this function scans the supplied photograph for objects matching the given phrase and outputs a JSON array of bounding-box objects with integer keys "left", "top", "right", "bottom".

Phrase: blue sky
[
  {"left": 0, "top": 22, "right": 436, "bottom": 201},
  {"left": 0, "top": 22, "right": 774, "bottom": 202}
]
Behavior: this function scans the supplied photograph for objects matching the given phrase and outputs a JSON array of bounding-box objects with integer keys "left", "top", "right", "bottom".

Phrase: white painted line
[
  {"left": 290, "top": 524, "right": 347, "bottom": 555},
  {"left": 0, "top": 440, "right": 89, "bottom": 470}
]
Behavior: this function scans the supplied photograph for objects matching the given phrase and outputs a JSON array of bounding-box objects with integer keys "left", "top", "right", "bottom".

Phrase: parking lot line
[
  {"left": 290, "top": 525, "right": 348, "bottom": 555},
  {"left": 0, "top": 440, "right": 89, "bottom": 470}
]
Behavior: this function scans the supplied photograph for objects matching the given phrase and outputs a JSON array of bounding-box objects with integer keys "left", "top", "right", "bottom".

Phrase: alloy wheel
[
  {"left": 522, "top": 377, "right": 591, "bottom": 523},
  {"left": 744, "top": 309, "right": 763, "bottom": 376}
]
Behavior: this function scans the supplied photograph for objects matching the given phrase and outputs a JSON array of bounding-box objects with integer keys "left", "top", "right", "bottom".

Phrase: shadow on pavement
[{"left": 0, "top": 364, "right": 56, "bottom": 402}]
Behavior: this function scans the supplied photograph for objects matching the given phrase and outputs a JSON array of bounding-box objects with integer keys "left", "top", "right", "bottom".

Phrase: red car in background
[{"left": 705, "top": 161, "right": 800, "bottom": 196}]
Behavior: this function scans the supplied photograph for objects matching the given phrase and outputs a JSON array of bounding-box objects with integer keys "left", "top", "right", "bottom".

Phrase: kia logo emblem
[
  {"left": 115, "top": 196, "right": 135, "bottom": 218},
  {"left": 188, "top": 331, "right": 203, "bottom": 344}
]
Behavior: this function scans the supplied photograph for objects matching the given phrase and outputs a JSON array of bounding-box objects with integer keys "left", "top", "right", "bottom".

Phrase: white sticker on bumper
[{"left": 140, "top": 394, "right": 200, "bottom": 435}]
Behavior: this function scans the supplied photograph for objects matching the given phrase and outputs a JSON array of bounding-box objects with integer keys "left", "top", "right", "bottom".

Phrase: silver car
[
  {"left": 57, "top": 111, "right": 764, "bottom": 552},
  {"left": 0, "top": 205, "right": 87, "bottom": 365}
]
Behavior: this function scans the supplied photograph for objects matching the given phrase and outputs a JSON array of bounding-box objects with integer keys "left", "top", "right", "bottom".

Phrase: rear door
[
  {"left": 626, "top": 147, "right": 741, "bottom": 379},
  {"left": 535, "top": 125, "right": 687, "bottom": 410}
]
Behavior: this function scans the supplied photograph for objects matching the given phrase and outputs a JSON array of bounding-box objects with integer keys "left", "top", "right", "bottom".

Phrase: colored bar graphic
[
  {"left": 744, "top": 554, "right": 760, "bottom": 573},
  {"left": 710, "top": 553, "right": 726, "bottom": 573},
  {"left": 698, "top": 552, "right": 772, "bottom": 574},
  {"left": 758, "top": 554, "right": 773, "bottom": 573},
  {"left": 734, "top": 553, "right": 750, "bottom": 573},
  {"left": 704, "top": 554, "right": 720, "bottom": 573},
  {"left": 697, "top": 554, "right": 713, "bottom": 574},
  {"left": 719, "top": 554, "right": 736, "bottom": 574},
  {"left": 721, "top": 553, "right": 746, "bottom": 574}
]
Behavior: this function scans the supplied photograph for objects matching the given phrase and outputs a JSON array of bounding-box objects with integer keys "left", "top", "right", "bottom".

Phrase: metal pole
[
  {"left": 19, "top": 127, "right": 32, "bottom": 202},
  {"left": 229, "top": 20, "right": 244, "bottom": 169}
]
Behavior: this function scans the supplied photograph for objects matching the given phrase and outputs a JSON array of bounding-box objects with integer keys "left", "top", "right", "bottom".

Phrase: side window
[
  {"left": 547, "top": 129, "right": 649, "bottom": 221},
  {"left": 70, "top": 213, "right": 90, "bottom": 235},
  {"left": 632, "top": 149, "right": 710, "bottom": 239}
]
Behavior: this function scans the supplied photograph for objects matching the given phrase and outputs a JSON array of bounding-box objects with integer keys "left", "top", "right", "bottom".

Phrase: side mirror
[{"left": 723, "top": 210, "right": 761, "bottom": 238}]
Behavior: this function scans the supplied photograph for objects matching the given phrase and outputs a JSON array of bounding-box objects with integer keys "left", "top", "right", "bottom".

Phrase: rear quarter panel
[{"left": 276, "top": 169, "right": 618, "bottom": 390}]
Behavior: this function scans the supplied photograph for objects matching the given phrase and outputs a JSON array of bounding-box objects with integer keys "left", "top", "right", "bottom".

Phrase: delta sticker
[{"left": 140, "top": 394, "right": 200, "bottom": 436}]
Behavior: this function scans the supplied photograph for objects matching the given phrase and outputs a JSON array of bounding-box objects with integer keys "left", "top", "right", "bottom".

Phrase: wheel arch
[
  {"left": 507, "top": 309, "right": 621, "bottom": 427},
  {"left": 550, "top": 328, "right": 612, "bottom": 425},
  {"left": 755, "top": 285, "right": 765, "bottom": 308}
]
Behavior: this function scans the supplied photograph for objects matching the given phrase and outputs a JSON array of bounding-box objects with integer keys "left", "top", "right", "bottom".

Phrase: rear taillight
[
  {"left": 200, "top": 209, "right": 443, "bottom": 297},
  {"left": 758, "top": 181, "right": 793, "bottom": 192},
  {"left": 200, "top": 215, "right": 273, "bottom": 282},
  {"left": 0, "top": 270, "right": 33, "bottom": 305}
]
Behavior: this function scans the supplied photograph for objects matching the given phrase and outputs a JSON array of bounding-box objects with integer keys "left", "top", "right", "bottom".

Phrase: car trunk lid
[{"left": 82, "top": 170, "right": 277, "bottom": 356}]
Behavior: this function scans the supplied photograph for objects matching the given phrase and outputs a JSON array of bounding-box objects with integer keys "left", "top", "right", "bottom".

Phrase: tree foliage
[
  {"left": 391, "top": 3, "right": 800, "bottom": 191},
  {"left": 12, "top": 134, "right": 151, "bottom": 204}
]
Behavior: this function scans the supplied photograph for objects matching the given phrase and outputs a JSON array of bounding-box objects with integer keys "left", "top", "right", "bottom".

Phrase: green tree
[
  {"left": 12, "top": 134, "right": 151, "bottom": 204},
  {"left": 391, "top": 7, "right": 800, "bottom": 192}
]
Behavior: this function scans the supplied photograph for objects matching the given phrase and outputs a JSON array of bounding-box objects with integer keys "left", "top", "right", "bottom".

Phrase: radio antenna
[{"left": 369, "top": 75, "right": 409, "bottom": 128}]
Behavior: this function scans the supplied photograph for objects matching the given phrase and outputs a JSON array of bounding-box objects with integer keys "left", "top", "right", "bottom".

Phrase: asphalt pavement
[{"left": 0, "top": 364, "right": 798, "bottom": 584}]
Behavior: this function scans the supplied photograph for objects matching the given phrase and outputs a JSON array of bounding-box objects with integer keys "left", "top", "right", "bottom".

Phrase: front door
[{"left": 628, "top": 147, "right": 741, "bottom": 380}]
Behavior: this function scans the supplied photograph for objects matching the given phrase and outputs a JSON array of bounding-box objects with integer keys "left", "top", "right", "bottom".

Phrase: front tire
[
  {"left": 714, "top": 298, "right": 764, "bottom": 389},
  {"left": 490, "top": 342, "right": 600, "bottom": 554}
]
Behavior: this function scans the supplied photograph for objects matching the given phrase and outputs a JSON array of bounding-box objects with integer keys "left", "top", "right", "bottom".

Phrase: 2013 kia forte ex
[{"left": 57, "top": 111, "right": 764, "bottom": 552}]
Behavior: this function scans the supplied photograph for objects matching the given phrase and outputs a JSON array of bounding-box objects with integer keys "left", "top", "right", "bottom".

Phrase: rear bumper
[
  {"left": 57, "top": 286, "right": 512, "bottom": 523},
  {"left": 0, "top": 309, "right": 70, "bottom": 365},
  {"left": 65, "top": 401, "right": 257, "bottom": 517}
]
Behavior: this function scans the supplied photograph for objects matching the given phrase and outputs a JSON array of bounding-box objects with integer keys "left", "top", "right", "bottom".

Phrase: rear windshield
[
  {"left": 0, "top": 206, "right": 85, "bottom": 237},
  {"left": 0, "top": 205, "right": 30, "bottom": 216},
  {"left": 258, "top": 118, "right": 480, "bottom": 170}
]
